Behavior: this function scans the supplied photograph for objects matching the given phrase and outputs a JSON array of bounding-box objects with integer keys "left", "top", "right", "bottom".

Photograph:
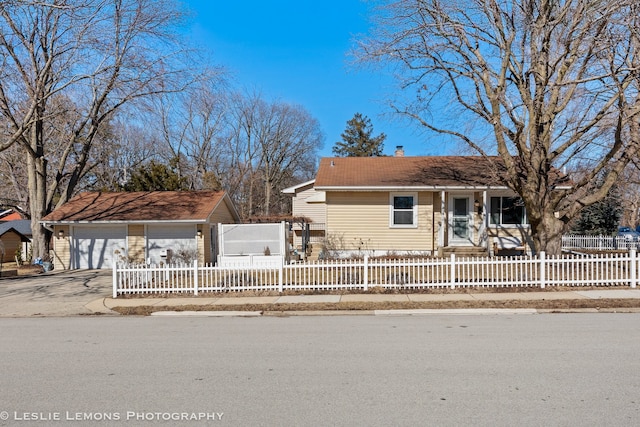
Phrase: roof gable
[
  {"left": 0, "top": 220, "right": 32, "bottom": 236},
  {"left": 282, "top": 179, "right": 316, "bottom": 194},
  {"left": 0, "top": 227, "right": 30, "bottom": 242},
  {"left": 42, "top": 191, "right": 233, "bottom": 223}
]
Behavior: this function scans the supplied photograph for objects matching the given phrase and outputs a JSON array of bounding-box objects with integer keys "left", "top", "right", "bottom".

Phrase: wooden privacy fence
[{"left": 113, "top": 250, "right": 639, "bottom": 297}]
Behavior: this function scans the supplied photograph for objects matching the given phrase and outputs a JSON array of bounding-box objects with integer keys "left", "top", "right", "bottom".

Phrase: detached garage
[{"left": 41, "top": 191, "right": 240, "bottom": 270}]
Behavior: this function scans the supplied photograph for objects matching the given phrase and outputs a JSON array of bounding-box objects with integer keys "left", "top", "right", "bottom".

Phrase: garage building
[{"left": 41, "top": 191, "right": 240, "bottom": 270}]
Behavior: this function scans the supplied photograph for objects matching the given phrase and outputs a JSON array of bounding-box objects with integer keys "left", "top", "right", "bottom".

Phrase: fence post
[
  {"left": 363, "top": 255, "right": 369, "bottom": 291},
  {"left": 450, "top": 253, "right": 456, "bottom": 289},
  {"left": 539, "top": 251, "right": 546, "bottom": 289},
  {"left": 630, "top": 249, "right": 637, "bottom": 289},
  {"left": 278, "top": 256, "right": 284, "bottom": 293},
  {"left": 193, "top": 259, "right": 199, "bottom": 296},
  {"left": 112, "top": 261, "right": 118, "bottom": 298}
]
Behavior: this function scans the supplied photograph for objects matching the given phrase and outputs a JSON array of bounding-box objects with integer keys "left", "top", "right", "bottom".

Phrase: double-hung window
[
  {"left": 390, "top": 193, "right": 417, "bottom": 228},
  {"left": 490, "top": 196, "right": 527, "bottom": 225}
]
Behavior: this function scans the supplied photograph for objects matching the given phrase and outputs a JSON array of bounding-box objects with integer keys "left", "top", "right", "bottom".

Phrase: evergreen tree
[
  {"left": 122, "top": 158, "right": 189, "bottom": 191},
  {"left": 332, "top": 113, "right": 386, "bottom": 157},
  {"left": 570, "top": 185, "right": 622, "bottom": 235}
]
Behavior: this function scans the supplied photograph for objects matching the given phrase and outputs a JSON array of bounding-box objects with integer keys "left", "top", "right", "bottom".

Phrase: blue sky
[{"left": 185, "top": 0, "right": 449, "bottom": 157}]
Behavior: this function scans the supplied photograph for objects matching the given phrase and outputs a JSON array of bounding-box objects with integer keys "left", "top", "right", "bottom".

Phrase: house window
[
  {"left": 490, "top": 196, "right": 527, "bottom": 225},
  {"left": 390, "top": 193, "right": 417, "bottom": 227}
]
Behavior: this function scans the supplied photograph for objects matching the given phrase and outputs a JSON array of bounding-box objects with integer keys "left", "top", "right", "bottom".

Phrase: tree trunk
[
  {"left": 27, "top": 153, "right": 51, "bottom": 261},
  {"left": 264, "top": 179, "right": 271, "bottom": 216},
  {"left": 25, "top": 107, "right": 52, "bottom": 262},
  {"left": 529, "top": 212, "right": 566, "bottom": 256}
]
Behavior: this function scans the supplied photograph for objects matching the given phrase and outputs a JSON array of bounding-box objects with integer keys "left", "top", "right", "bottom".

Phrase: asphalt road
[{"left": 0, "top": 314, "right": 639, "bottom": 426}]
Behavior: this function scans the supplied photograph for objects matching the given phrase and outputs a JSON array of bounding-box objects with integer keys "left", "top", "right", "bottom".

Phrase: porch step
[{"left": 439, "top": 246, "right": 489, "bottom": 257}]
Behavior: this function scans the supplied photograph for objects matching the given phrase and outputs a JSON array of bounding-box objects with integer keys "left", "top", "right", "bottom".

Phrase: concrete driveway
[{"left": 0, "top": 270, "right": 113, "bottom": 317}]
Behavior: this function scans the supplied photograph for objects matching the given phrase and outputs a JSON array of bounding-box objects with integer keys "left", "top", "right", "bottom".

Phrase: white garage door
[
  {"left": 74, "top": 226, "right": 127, "bottom": 269},
  {"left": 147, "top": 225, "right": 197, "bottom": 264}
]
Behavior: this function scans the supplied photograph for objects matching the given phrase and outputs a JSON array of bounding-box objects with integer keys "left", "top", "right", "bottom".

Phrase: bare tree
[
  {"left": 0, "top": 0, "right": 194, "bottom": 260},
  {"left": 356, "top": 0, "right": 640, "bottom": 254},
  {"left": 254, "top": 101, "right": 323, "bottom": 215},
  {"left": 213, "top": 92, "right": 323, "bottom": 218},
  {"left": 83, "top": 117, "right": 159, "bottom": 191},
  {"left": 151, "top": 72, "right": 229, "bottom": 190}
]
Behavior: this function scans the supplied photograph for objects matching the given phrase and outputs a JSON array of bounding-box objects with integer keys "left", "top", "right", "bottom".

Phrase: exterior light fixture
[
  {"left": 58, "top": 229, "right": 64, "bottom": 238},
  {"left": 474, "top": 200, "right": 483, "bottom": 215},
  {"left": 197, "top": 229, "right": 202, "bottom": 237}
]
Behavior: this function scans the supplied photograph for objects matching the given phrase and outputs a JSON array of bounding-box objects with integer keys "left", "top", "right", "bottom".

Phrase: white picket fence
[
  {"left": 562, "top": 234, "right": 640, "bottom": 250},
  {"left": 112, "top": 250, "right": 639, "bottom": 297}
]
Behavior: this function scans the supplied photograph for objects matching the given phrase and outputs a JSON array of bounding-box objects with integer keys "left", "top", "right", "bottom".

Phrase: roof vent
[{"left": 395, "top": 146, "right": 405, "bottom": 157}]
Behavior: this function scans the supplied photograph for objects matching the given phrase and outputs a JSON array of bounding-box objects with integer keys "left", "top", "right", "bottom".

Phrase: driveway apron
[{"left": 0, "top": 270, "right": 112, "bottom": 317}]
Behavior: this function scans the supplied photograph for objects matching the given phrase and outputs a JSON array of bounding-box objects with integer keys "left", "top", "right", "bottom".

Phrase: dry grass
[
  {"left": 0, "top": 262, "right": 44, "bottom": 276},
  {"left": 111, "top": 297, "right": 640, "bottom": 316},
  {"left": 112, "top": 283, "right": 629, "bottom": 300}
]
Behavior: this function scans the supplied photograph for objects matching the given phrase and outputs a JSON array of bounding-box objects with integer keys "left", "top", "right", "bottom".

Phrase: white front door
[{"left": 449, "top": 195, "right": 473, "bottom": 246}]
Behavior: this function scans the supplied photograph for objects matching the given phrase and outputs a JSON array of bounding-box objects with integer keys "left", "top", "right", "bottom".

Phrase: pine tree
[
  {"left": 122, "top": 158, "right": 189, "bottom": 191},
  {"left": 332, "top": 113, "right": 386, "bottom": 157},
  {"left": 570, "top": 185, "right": 622, "bottom": 235}
]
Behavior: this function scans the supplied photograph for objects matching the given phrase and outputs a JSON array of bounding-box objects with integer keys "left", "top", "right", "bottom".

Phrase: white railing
[
  {"left": 562, "top": 234, "right": 640, "bottom": 251},
  {"left": 113, "top": 250, "right": 639, "bottom": 297}
]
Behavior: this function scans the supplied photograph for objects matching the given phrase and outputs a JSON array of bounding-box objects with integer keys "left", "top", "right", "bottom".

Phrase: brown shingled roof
[
  {"left": 42, "top": 191, "right": 230, "bottom": 222},
  {"left": 314, "top": 156, "right": 511, "bottom": 188}
]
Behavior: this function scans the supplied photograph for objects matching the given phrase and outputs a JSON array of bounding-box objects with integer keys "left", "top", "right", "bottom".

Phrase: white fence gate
[{"left": 217, "top": 222, "right": 288, "bottom": 268}]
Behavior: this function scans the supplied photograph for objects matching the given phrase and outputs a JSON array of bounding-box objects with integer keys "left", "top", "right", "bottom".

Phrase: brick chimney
[{"left": 394, "top": 145, "right": 405, "bottom": 157}]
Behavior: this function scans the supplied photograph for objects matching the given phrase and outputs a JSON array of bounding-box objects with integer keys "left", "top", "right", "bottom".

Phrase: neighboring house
[
  {"left": 41, "top": 191, "right": 240, "bottom": 270},
  {"left": 281, "top": 179, "right": 326, "bottom": 254},
  {"left": 0, "top": 220, "right": 32, "bottom": 263},
  {"left": 0, "top": 209, "right": 26, "bottom": 221},
  {"left": 291, "top": 154, "right": 569, "bottom": 257}
]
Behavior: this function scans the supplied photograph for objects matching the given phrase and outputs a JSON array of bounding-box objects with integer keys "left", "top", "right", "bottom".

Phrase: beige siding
[
  {"left": 433, "top": 192, "right": 443, "bottom": 248},
  {"left": 196, "top": 224, "right": 213, "bottom": 263},
  {"left": 326, "top": 191, "right": 434, "bottom": 253},
  {"left": 206, "top": 200, "right": 238, "bottom": 263},
  {"left": 207, "top": 200, "right": 237, "bottom": 263},
  {"left": 290, "top": 186, "right": 327, "bottom": 251},
  {"left": 127, "top": 224, "right": 146, "bottom": 263},
  {"left": 209, "top": 199, "right": 237, "bottom": 224},
  {"left": 52, "top": 225, "right": 71, "bottom": 269},
  {"left": 292, "top": 187, "right": 326, "bottom": 224}
]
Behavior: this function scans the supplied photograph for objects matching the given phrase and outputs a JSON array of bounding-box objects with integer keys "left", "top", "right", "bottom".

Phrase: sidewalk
[{"left": 87, "top": 288, "right": 640, "bottom": 316}]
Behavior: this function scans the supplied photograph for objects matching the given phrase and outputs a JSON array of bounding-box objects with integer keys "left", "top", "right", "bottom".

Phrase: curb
[
  {"left": 147, "top": 308, "right": 540, "bottom": 317},
  {"left": 150, "top": 310, "right": 263, "bottom": 317},
  {"left": 84, "top": 298, "right": 119, "bottom": 315},
  {"left": 374, "top": 308, "right": 539, "bottom": 316}
]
